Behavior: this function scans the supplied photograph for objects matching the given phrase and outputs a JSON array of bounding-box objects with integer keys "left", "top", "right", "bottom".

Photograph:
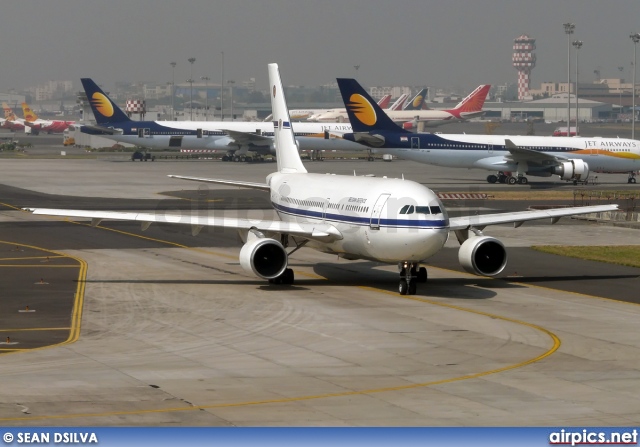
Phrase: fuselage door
[
  {"left": 369, "top": 193, "right": 391, "bottom": 230},
  {"left": 138, "top": 128, "right": 151, "bottom": 138},
  {"left": 411, "top": 137, "right": 420, "bottom": 149}
]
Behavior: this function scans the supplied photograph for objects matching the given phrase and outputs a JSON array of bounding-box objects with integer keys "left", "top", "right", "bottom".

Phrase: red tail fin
[{"left": 453, "top": 85, "right": 490, "bottom": 112}]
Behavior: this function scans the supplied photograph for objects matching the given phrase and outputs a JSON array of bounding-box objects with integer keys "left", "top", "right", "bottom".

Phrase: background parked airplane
[
  {"left": 27, "top": 64, "right": 618, "bottom": 296},
  {"left": 1, "top": 103, "right": 25, "bottom": 131},
  {"left": 336, "top": 78, "right": 640, "bottom": 184},
  {"left": 21, "top": 103, "right": 75, "bottom": 134},
  {"left": 78, "top": 78, "right": 361, "bottom": 160},
  {"left": 308, "top": 89, "right": 426, "bottom": 124},
  {"left": 313, "top": 84, "right": 490, "bottom": 128},
  {"left": 267, "top": 94, "right": 392, "bottom": 122}
]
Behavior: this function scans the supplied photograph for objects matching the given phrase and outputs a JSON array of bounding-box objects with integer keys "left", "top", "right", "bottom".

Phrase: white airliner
[
  {"left": 26, "top": 64, "right": 618, "bottom": 295},
  {"left": 336, "top": 78, "right": 640, "bottom": 184},
  {"left": 313, "top": 84, "right": 491, "bottom": 128}
]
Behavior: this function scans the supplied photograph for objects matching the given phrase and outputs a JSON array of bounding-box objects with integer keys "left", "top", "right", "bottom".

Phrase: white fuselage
[
  {"left": 266, "top": 172, "right": 450, "bottom": 262},
  {"left": 373, "top": 134, "right": 640, "bottom": 174},
  {"left": 81, "top": 120, "right": 360, "bottom": 152}
]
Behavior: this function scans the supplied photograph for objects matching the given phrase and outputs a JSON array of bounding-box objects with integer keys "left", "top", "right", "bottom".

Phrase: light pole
[
  {"left": 201, "top": 76, "right": 210, "bottom": 120},
  {"left": 221, "top": 51, "right": 224, "bottom": 121},
  {"left": 619, "top": 66, "right": 624, "bottom": 117},
  {"left": 227, "top": 80, "right": 235, "bottom": 121},
  {"left": 170, "top": 61, "right": 176, "bottom": 120},
  {"left": 631, "top": 33, "right": 640, "bottom": 139},
  {"left": 572, "top": 40, "right": 582, "bottom": 135},
  {"left": 188, "top": 57, "right": 196, "bottom": 120},
  {"left": 563, "top": 23, "right": 575, "bottom": 129}
]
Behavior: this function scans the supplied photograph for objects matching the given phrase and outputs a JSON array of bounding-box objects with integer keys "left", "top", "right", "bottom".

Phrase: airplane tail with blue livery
[
  {"left": 403, "top": 88, "right": 428, "bottom": 111},
  {"left": 80, "top": 78, "right": 132, "bottom": 125},
  {"left": 337, "top": 78, "right": 409, "bottom": 135}
]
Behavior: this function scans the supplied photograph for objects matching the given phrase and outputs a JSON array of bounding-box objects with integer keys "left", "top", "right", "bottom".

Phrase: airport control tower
[{"left": 512, "top": 34, "right": 536, "bottom": 101}]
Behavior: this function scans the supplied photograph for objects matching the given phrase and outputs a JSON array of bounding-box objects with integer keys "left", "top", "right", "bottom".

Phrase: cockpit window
[
  {"left": 415, "top": 206, "right": 431, "bottom": 214},
  {"left": 400, "top": 205, "right": 411, "bottom": 214},
  {"left": 429, "top": 206, "right": 442, "bottom": 214}
]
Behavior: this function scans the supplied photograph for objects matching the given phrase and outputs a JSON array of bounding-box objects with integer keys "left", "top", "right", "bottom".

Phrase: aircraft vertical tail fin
[
  {"left": 403, "top": 88, "right": 428, "bottom": 111},
  {"left": 336, "top": 78, "right": 409, "bottom": 133},
  {"left": 2, "top": 102, "right": 16, "bottom": 120},
  {"left": 80, "top": 78, "right": 131, "bottom": 125},
  {"left": 376, "top": 94, "right": 392, "bottom": 109},
  {"left": 268, "top": 64, "right": 307, "bottom": 174},
  {"left": 21, "top": 103, "right": 38, "bottom": 122},
  {"left": 452, "top": 85, "right": 491, "bottom": 112},
  {"left": 388, "top": 93, "right": 408, "bottom": 111}
]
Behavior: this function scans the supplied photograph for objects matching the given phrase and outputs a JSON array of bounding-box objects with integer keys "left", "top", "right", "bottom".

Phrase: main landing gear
[
  {"left": 268, "top": 268, "right": 295, "bottom": 285},
  {"left": 628, "top": 171, "right": 637, "bottom": 184},
  {"left": 487, "top": 171, "right": 528, "bottom": 185},
  {"left": 398, "top": 262, "right": 428, "bottom": 295}
]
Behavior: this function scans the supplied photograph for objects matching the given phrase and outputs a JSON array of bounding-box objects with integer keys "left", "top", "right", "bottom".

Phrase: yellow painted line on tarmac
[
  {"left": 0, "top": 256, "right": 66, "bottom": 261},
  {"left": 0, "top": 264, "right": 80, "bottom": 268},
  {"left": 0, "top": 240, "right": 87, "bottom": 356}
]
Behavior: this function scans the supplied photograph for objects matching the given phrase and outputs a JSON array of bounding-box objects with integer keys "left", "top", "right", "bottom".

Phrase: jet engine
[
  {"left": 553, "top": 159, "right": 590, "bottom": 181},
  {"left": 458, "top": 236, "right": 507, "bottom": 276},
  {"left": 239, "top": 237, "right": 288, "bottom": 279}
]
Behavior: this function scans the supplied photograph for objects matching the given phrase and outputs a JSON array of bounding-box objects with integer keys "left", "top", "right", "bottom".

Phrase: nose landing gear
[{"left": 398, "top": 262, "right": 428, "bottom": 295}]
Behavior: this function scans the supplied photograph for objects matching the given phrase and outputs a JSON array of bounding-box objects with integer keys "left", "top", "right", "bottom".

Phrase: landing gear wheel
[
  {"left": 282, "top": 268, "right": 294, "bottom": 285},
  {"left": 399, "top": 279, "right": 408, "bottom": 295},
  {"left": 498, "top": 175, "right": 507, "bottom": 183},
  {"left": 518, "top": 177, "right": 528, "bottom": 185},
  {"left": 507, "top": 176, "right": 518, "bottom": 185},
  {"left": 629, "top": 178, "right": 637, "bottom": 184},
  {"left": 487, "top": 174, "right": 498, "bottom": 184},
  {"left": 417, "top": 267, "right": 428, "bottom": 283},
  {"left": 408, "top": 281, "right": 417, "bottom": 295}
]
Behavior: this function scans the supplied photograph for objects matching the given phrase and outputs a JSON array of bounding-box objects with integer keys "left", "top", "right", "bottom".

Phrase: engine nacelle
[
  {"left": 553, "top": 159, "right": 590, "bottom": 181},
  {"left": 239, "top": 237, "right": 288, "bottom": 279},
  {"left": 458, "top": 236, "right": 507, "bottom": 277}
]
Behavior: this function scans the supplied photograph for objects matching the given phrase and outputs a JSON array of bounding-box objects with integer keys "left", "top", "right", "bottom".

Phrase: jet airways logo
[
  {"left": 90, "top": 93, "right": 114, "bottom": 118},
  {"left": 412, "top": 95, "right": 424, "bottom": 108},
  {"left": 347, "top": 94, "right": 376, "bottom": 126}
]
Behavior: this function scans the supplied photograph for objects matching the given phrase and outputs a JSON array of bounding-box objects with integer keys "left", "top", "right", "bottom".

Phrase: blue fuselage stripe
[{"left": 272, "top": 202, "right": 447, "bottom": 229}]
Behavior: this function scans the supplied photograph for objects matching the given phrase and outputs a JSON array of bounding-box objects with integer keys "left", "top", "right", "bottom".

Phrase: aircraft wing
[
  {"left": 167, "top": 175, "right": 270, "bottom": 190},
  {"left": 449, "top": 204, "right": 618, "bottom": 231},
  {"left": 73, "top": 123, "right": 122, "bottom": 135},
  {"left": 504, "top": 138, "right": 569, "bottom": 163},
  {"left": 23, "top": 208, "right": 343, "bottom": 242},
  {"left": 223, "top": 129, "right": 273, "bottom": 147}
]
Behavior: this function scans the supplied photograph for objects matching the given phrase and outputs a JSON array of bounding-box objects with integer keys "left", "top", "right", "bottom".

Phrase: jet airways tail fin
[
  {"left": 452, "top": 84, "right": 491, "bottom": 112},
  {"left": 80, "top": 78, "right": 131, "bottom": 125},
  {"left": 268, "top": 63, "right": 307, "bottom": 174},
  {"left": 336, "top": 78, "right": 410, "bottom": 134},
  {"left": 403, "top": 88, "right": 428, "bottom": 111},
  {"left": 21, "top": 103, "right": 38, "bottom": 122}
]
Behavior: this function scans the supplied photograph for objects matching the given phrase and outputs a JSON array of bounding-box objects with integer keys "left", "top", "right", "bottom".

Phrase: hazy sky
[{"left": 1, "top": 0, "right": 639, "bottom": 94}]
